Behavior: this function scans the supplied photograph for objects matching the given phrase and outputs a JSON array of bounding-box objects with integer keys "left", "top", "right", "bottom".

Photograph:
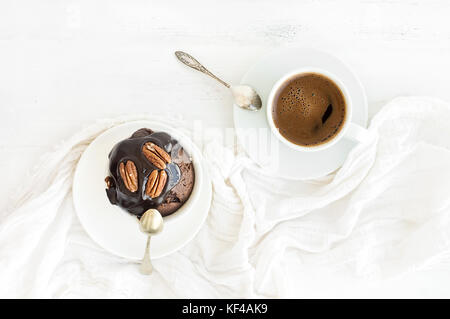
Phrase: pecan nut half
[
  {"left": 145, "top": 169, "right": 168, "bottom": 198},
  {"left": 105, "top": 176, "right": 114, "bottom": 189},
  {"left": 119, "top": 160, "right": 138, "bottom": 192},
  {"left": 142, "top": 142, "right": 171, "bottom": 169}
]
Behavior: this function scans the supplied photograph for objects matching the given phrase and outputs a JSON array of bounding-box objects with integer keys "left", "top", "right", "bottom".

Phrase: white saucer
[
  {"left": 73, "top": 121, "right": 212, "bottom": 260},
  {"left": 233, "top": 47, "right": 368, "bottom": 179}
]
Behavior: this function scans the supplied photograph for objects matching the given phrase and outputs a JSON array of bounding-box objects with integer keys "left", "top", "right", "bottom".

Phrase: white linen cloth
[{"left": 1, "top": 97, "right": 450, "bottom": 298}]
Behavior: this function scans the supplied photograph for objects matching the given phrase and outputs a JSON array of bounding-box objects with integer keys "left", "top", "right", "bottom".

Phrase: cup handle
[{"left": 344, "top": 122, "right": 370, "bottom": 143}]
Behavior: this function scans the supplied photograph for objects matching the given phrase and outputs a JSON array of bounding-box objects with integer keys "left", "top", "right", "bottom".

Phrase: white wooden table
[{"left": 1, "top": 0, "right": 450, "bottom": 298}]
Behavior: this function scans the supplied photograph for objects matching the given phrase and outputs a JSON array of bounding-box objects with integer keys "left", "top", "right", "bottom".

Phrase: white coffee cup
[{"left": 266, "top": 67, "right": 368, "bottom": 152}]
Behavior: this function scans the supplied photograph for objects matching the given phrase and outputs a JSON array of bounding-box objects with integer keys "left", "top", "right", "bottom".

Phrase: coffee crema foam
[{"left": 272, "top": 72, "right": 346, "bottom": 147}]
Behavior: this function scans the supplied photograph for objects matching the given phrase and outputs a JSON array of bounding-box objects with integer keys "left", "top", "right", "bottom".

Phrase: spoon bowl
[
  {"left": 139, "top": 209, "right": 164, "bottom": 235},
  {"left": 230, "top": 85, "right": 262, "bottom": 111}
]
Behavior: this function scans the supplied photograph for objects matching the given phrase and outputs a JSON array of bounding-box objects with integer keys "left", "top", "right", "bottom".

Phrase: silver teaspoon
[
  {"left": 139, "top": 209, "right": 164, "bottom": 275},
  {"left": 175, "top": 51, "right": 262, "bottom": 111}
]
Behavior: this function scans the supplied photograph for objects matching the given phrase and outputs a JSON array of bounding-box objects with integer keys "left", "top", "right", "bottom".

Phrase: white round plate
[
  {"left": 73, "top": 121, "right": 212, "bottom": 260},
  {"left": 233, "top": 47, "right": 368, "bottom": 179}
]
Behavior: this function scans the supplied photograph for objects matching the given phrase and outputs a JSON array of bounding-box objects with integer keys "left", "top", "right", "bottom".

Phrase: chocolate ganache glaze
[{"left": 105, "top": 128, "right": 195, "bottom": 218}]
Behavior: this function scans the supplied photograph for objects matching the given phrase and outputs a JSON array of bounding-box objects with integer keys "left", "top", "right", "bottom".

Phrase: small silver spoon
[
  {"left": 139, "top": 209, "right": 164, "bottom": 275},
  {"left": 175, "top": 51, "right": 262, "bottom": 111}
]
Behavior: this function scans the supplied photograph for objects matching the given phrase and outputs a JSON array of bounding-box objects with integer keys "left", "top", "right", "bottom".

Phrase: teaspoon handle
[
  {"left": 140, "top": 235, "right": 153, "bottom": 275},
  {"left": 175, "top": 51, "right": 230, "bottom": 88}
]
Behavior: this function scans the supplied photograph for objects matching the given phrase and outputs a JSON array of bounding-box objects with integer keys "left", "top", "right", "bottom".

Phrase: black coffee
[{"left": 272, "top": 73, "right": 346, "bottom": 147}]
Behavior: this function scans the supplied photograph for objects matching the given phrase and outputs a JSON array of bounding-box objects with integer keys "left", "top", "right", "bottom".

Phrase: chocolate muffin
[{"left": 104, "top": 128, "right": 195, "bottom": 218}]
